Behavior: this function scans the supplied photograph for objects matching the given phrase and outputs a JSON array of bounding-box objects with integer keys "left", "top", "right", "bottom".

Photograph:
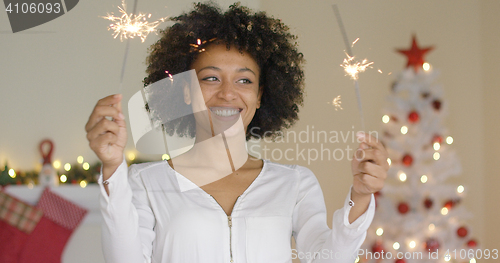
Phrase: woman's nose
[{"left": 217, "top": 81, "right": 237, "bottom": 101}]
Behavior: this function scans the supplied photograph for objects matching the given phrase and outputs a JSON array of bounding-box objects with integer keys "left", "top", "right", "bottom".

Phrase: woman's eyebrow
[
  {"left": 199, "top": 66, "right": 257, "bottom": 77},
  {"left": 238, "top": 67, "right": 257, "bottom": 76},
  {"left": 198, "top": 66, "right": 221, "bottom": 73}
]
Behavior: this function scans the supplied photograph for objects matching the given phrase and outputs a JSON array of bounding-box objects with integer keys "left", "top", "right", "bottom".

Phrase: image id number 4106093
[
  {"left": 443, "top": 249, "right": 498, "bottom": 260},
  {"left": 5, "top": 2, "right": 62, "bottom": 14}
]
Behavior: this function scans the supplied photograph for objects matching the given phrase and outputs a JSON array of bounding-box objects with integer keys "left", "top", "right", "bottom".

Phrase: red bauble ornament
[
  {"left": 371, "top": 241, "right": 384, "bottom": 254},
  {"left": 443, "top": 200, "right": 454, "bottom": 209},
  {"left": 395, "top": 259, "right": 406, "bottom": 263},
  {"left": 408, "top": 111, "right": 420, "bottom": 123},
  {"left": 398, "top": 202, "right": 410, "bottom": 214},
  {"left": 424, "top": 198, "right": 433, "bottom": 209},
  {"left": 457, "top": 226, "right": 468, "bottom": 238},
  {"left": 444, "top": 199, "right": 460, "bottom": 209},
  {"left": 402, "top": 154, "right": 413, "bottom": 166},
  {"left": 424, "top": 238, "right": 440, "bottom": 252},
  {"left": 432, "top": 135, "right": 443, "bottom": 144},
  {"left": 467, "top": 239, "right": 478, "bottom": 248},
  {"left": 432, "top": 99, "right": 442, "bottom": 111}
]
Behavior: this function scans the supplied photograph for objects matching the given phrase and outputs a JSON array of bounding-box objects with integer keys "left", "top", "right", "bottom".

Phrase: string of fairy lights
[{"left": 1, "top": 152, "right": 171, "bottom": 188}]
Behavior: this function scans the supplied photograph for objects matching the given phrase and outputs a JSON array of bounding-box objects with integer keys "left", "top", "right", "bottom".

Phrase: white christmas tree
[{"left": 359, "top": 36, "right": 479, "bottom": 263}]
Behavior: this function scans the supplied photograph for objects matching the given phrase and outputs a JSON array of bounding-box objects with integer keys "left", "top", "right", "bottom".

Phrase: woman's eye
[
  {"left": 238, "top": 79, "right": 253, "bottom": 84},
  {"left": 202, "top": 76, "right": 219, "bottom": 82}
]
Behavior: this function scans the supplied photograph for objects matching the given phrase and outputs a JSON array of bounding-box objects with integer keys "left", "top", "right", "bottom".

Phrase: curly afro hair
[{"left": 143, "top": 2, "right": 305, "bottom": 140}]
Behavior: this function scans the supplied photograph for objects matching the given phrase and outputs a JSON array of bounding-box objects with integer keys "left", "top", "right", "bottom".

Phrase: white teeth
[{"left": 213, "top": 109, "right": 239, "bottom": 117}]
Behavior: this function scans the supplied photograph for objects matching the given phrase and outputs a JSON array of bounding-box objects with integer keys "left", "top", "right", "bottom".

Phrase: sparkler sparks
[
  {"left": 102, "top": 0, "right": 167, "bottom": 43},
  {"left": 190, "top": 38, "right": 217, "bottom": 53},
  {"left": 332, "top": 95, "right": 343, "bottom": 111},
  {"left": 341, "top": 52, "right": 374, "bottom": 80}
]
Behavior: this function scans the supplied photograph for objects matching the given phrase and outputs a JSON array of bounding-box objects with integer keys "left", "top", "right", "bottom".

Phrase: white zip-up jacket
[{"left": 99, "top": 159, "right": 375, "bottom": 263}]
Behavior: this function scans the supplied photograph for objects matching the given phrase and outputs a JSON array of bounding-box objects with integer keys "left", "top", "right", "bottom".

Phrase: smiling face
[{"left": 189, "top": 43, "right": 262, "bottom": 137}]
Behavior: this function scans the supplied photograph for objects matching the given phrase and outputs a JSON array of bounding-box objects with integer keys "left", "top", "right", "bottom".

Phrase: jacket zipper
[
  {"left": 228, "top": 215, "right": 233, "bottom": 263},
  {"left": 209, "top": 194, "right": 240, "bottom": 263}
]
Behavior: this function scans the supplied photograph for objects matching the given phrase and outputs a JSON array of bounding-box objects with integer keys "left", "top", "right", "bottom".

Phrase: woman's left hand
[{"left": 351, "top": 132, "right": 389, "bottom": 197}]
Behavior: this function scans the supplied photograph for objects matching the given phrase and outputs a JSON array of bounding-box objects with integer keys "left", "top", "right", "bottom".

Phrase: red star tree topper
[{"left": 397, "top": 35, "right": 433, "bottom": 72}]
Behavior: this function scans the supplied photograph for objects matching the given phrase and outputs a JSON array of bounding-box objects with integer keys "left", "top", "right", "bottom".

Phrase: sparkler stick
[
  {"left": 332, "top": 4, "right": 369, "bottom": 131},
  {"left": 118, "top": 0, "right": 137, "bottom": 92}
]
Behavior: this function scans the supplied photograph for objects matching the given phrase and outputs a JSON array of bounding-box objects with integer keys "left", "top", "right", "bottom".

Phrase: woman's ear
[
  {"left": 256, "top": 86, "right": 263, "bottom": 109},
  {"left": 183, "top": 85, "right": 191, "bottom": 105}
]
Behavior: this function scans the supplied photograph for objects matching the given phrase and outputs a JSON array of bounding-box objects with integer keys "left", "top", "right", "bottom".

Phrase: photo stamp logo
[{"left": 4, "top": 0, "right": 79, "bottom": 33}]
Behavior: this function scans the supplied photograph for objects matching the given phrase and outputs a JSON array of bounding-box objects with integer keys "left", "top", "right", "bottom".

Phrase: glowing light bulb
[
  {"left": 399, "top": 172, "right": 407, "bottom": 182},
  {"left": 77, "top": 156, "right": 84, "bottom": 164},
  {"left": 82, "top": 162, "right": 90, "bottom": 170},
  {"left": 80, "top": 180, "right": 87, "bottom": 188},
  {"left": 433, "top": 152, "right": 440, "bottom": 160},
  {"left": 433, "top": 142, "right": 441, "bottom": 151},
  {"left": 421, "top": 175, "right": 428, "bottom": 183},
  {"left": 444, "top": 253, "right": 451, "bottom": 261},
  {"left": 64, "top": 163, "right": 71, "bottom": 171},
  {"left": 60, "top": 174, "right": 67, "bottom": 183},
  {"left": 382, "top": 115, "right": 390, "bottom": 123},
  {"left": 446, "top": 136, "right": 453, "bottom": 144},
  {"left": 8, "top": 169, "right": 16, "bottom": 178},
  {"left": 457, "top": 185, "right": 465, "bottom": 194},
  {"left": 409, "top": 241, "right": 416, "bottom": 249},
  {"left": 354, "top": 257, "right": 360, "bottom": 263},
  {"left": 423, "top": 62, "right": 431, "bottom": 71},
  {"left": 376, "top": 228, "right": 384, "bottom": 236},
  {"left": 393, "top": 242, "right": 400, "bottom": 250},
  {"left": 53, "top": 160, "right": 61, "bottom": 169},
  {"left": 162, "top": 154, "right": 170, "bottom": 160},
  {"left": 441, "top": 207, "right": 449, "bottom": 215},
  {"left": 128, "top": 152, "right": 136, "bottom": 161},
  {"left": 401, "top": 126, "right": 408, "bottom": 134},
  {"left": 387, "top": 158, "right": 392, "bottom": 166},
  {"left": 470, "top": 258, "right": 476, "bottom": 263},
  {"left": 429, "top": 224, "right": 435, "bottom": 231}
]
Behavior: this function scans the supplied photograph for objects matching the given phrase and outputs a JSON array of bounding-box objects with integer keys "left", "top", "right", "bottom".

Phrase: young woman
[{"left": 85, "top": 3, "right": 388, "bottom": 263}]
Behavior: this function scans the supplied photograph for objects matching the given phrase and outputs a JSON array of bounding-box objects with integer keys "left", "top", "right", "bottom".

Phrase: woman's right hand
[{"left": 85, "top": 94, "right": 127, "bottom": 180}]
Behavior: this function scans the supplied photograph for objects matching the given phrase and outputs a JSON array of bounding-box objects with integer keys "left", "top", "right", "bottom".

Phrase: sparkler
[
  {"left": 102, "top": 0, "right": 167, "bottom": 43},
  {"left": 333, "top": 4, "right": 373, "bottom": 131},
  {"left": 102, "top": 0, "right": 167, "bottom": 91}
]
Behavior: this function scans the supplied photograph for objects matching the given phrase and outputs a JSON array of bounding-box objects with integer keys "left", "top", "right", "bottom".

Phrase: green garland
[{"left": 0, "top": 158, "right": 155, "bottom": 186}]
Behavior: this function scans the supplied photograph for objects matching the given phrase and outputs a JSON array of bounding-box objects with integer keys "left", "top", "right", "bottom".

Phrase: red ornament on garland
[
  {"left": 424, "top": 238, "right": 440, "bottom": 252},
  {"left": 395, "top": 259, "right": 406, "bottom": 263},
  {"left": 457, "top": 226, "right": 468, "bottom": 238},
  {"left": 432, "top": 99, "right": 442, "bottom": 111},
  {"left": 402, "top": 154, "right": 413, "bottom": 166},
  {"left": 424, "top": 197, "right": 433, "bottom": 209},
  {"left": 398, "top": 202, "right": 410, "bottom": 214},
  {"left": 408, "top": 111, "right": 420, "bottom": 123},
  {"left": 467, "top": 239, "right": 478, "bottom": 248}
]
